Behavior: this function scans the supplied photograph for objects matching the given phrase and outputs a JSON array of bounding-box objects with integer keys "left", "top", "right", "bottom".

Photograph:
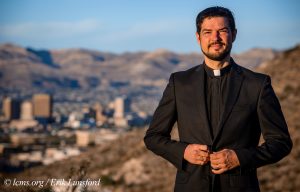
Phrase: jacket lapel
[
  {"left": 192, "top": 65, "right": 214, "bottom": 142},
  {"left": 213, "top": 62, "right": 244, "bottom": 144}
]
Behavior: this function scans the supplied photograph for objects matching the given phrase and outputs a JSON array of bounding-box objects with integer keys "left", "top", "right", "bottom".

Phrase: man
[{"left": 144, "top": 6, "right": 292, "bottom": 192}]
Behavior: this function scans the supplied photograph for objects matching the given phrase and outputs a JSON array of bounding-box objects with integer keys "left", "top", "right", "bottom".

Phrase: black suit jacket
[{"left": 144, "top": 61, "right": 292, "bottom": 192}]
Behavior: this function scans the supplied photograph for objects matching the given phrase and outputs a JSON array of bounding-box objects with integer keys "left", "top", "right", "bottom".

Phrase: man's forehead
[{"left": 201, "top": 17, "right": 230, "bottom": 29}]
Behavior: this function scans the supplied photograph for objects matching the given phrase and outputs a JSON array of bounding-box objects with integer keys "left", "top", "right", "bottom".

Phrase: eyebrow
[
  {"left": 219, "top": 27, "right": 229, "bottom": 31},
  {"left": 201, "top": 27, "right": 229, "bottom": 32}
]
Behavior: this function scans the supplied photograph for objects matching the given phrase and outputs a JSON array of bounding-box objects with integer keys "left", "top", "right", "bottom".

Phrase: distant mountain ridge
[{"left": 0, "top": 43, "right": 277, "bottom": 92}]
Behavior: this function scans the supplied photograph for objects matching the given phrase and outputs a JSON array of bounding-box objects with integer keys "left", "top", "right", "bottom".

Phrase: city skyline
[{"left": 0, "top": 0, "right": 299, "bottom": 53}]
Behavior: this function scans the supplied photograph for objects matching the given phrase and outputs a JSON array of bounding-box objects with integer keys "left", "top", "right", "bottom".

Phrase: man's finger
[
  {"left": 210, "top": 160, "right": 219, "bottom": 167},
  {"left": 211, "top": 149, "right": 228, "bottom": 156},
  {"left": 211, "top": 164, "right": 218, "bottom": 170},
  {"left": 210, "top": 153, "right": 222, "bottom": 161},
  {"left": 195, "top": 144, "right": 208, "bottom": 151},
  {"left": 212, "top": 168, "right": 226, "bottom": 174},
  {"left": 193, "top": 159, "right": 204, "bottom": 165},
  {"left": 211, "top": 161, "right": 225, "bottom": 169},
  {"left": 197, "top": 150, "right": 209, "bottom": 157}
]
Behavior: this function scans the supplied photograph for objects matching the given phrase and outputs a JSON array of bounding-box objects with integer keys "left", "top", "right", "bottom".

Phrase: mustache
[{"left": 208, "top": 41, "right": 225, "bottom": 47}]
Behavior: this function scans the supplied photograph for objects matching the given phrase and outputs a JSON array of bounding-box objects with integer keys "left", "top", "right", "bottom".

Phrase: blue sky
[{"left": 0, "top": 0, "right": 299, "bottom": 53}]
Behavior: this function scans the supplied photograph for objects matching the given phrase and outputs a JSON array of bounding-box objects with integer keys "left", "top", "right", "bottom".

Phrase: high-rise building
[
  {"left": 124, "top": 97, "right": 131, "bottom": 114},
  {"left": 21, "top": 101, "right": 33, "bottom": 120},
  {"left": 33, "top": 94, "right": 52, "bottom": 118},
  {"left": 93, "top": 102, "right": 107, "bottom": 126},
  {"left": 32, "top": 94, "right": 53, "bottom": 125},
  {"left": 9, "top": 100, "right": 38, "bottom": 130},
  {"left": 113, "top": 97, "right": 130, "bottom": 127},
  {"left": 114, "top": 97, "right": 125, "bottom": 119},
  {"left": 2, "top": 97, "right": 11, "bottom": 120},
  {"left": 2, "top": 97, "right": 21, "bottom": 120}
]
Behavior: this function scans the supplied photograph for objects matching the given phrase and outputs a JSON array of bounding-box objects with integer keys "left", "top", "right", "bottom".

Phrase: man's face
[{"left": 196, "top": 17, "right": 236, "bottom": 61}]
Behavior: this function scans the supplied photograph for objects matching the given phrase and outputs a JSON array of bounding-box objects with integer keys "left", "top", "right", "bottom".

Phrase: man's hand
[
  {"left": 184, "top": 144, "right": 210, "bottom": 165},
  {"left": 210, "top": 149, "right": 240, "bottom": 174}
]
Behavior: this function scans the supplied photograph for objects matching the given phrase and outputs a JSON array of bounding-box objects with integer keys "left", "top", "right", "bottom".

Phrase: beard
[{"left": 201, "top": 41, "right": 232, "bottom": 61}]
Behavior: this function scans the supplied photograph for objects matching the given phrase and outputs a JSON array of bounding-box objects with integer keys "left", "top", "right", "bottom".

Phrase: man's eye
[{"left": 220, "top": 30, "right": 228, "bottom": 33}]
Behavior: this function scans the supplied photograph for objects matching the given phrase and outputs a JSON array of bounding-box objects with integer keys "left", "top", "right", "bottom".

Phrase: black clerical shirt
[{"left": 204, "top": 63, "right": 232, "bottom": 139}]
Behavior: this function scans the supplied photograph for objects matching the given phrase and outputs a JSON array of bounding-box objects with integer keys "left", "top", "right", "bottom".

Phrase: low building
[{"left": 75, "top": 131, "right": 95, "bottom": 147}]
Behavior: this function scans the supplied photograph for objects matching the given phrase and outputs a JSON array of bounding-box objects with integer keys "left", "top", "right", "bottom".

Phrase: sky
[{"left": 0, "top": 0, "right": 300, "bottom": 54}]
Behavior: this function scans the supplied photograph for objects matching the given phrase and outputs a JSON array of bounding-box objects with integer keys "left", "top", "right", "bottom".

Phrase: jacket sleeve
[
  {"left": 235, "top": 76, "right": 293, "bottom": 171},
  {"left": 144, "top": 73, "right": 188, "bottom": 170}
]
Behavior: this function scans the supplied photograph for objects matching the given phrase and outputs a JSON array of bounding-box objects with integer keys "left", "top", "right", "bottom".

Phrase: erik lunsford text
[{"left": 3, "top": 178, "right": 101, "bottom": 188}]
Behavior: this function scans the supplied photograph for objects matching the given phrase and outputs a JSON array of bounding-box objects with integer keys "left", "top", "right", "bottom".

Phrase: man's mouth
[{"left": 209, "top": 43, "right": 224, "bottom": 49}]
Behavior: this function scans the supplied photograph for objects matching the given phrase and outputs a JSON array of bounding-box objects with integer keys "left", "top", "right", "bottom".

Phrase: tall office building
[
  {"left": 2, "top": 97, "right": 11, "bottom": 120},
  {"left": 113, "top": 97, "right": 129, "bottom": 127},
  {"left": 9, "top": 100, "right": 38, "bottom": 130},
  {"left": 93, "top": 102, "right": 106, "bottom": 125},
  {"left": 2, "top": 97, "right": 21, "bottom": 120},
  {"left": 33, "top": 94, "right": 53, "bottom": 124},
  {"left": 21, "top": 101, "right": 33, "bottom": 120},
  {"left": 114, "top": 97, "right": 125, "bottom": 119},
  {"left": 124, "top": 97, "right": 131, "bottom": 114}
]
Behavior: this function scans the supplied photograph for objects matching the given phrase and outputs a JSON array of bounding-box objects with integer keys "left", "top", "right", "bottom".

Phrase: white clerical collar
[
  {"left": 213, "top": 70, "right": 221, "bottom": 77},
  {"left": 204, "top": 63, "right": 232, "bottom": 77}
]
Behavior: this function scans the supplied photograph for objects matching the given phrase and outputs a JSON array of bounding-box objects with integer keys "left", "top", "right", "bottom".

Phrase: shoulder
[
  {"left": 235, "top": 63, "right": 270, "bottom": 84},
  {"left": 171, "top": 64, "right": 202, "bottom": 79}
]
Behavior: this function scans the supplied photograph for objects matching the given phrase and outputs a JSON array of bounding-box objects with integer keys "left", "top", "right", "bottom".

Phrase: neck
[{"left": 204, "top": 55, "right": 231, "bottom": 70}]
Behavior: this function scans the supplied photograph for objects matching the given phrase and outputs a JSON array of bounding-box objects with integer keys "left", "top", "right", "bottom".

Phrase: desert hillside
[{"left": 256, "top": 45, "right": 300, "bottom": 191}]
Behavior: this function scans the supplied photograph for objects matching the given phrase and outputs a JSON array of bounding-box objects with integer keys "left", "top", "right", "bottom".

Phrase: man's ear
[
  {"left": 196, "top": 32, "right": 201, "bottom": 44},
  {"left": 232, "top": 29, "right": 237, "bottom": 42}
]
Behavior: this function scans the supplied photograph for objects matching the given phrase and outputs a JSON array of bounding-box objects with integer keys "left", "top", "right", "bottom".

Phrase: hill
[
  {"left": 0, "top": 43, "right": 276, "bottom": 91},
  {"left": 256, "top": 44, "right": 300, "bottom": 191}
]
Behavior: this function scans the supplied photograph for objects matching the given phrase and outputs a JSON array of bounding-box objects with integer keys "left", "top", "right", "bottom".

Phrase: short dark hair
[{"left": 196, "top": 6, "right": 236, "bottom": 34}]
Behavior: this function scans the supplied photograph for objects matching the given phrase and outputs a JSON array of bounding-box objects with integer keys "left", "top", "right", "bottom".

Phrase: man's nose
[{"left": 211, "top": 31, "right": 221, "bottom": 41}]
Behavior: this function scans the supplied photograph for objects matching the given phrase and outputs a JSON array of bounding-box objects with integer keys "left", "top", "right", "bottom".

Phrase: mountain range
[{"left": 0, "top": 43, "right": 276, "bottom": 92}]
